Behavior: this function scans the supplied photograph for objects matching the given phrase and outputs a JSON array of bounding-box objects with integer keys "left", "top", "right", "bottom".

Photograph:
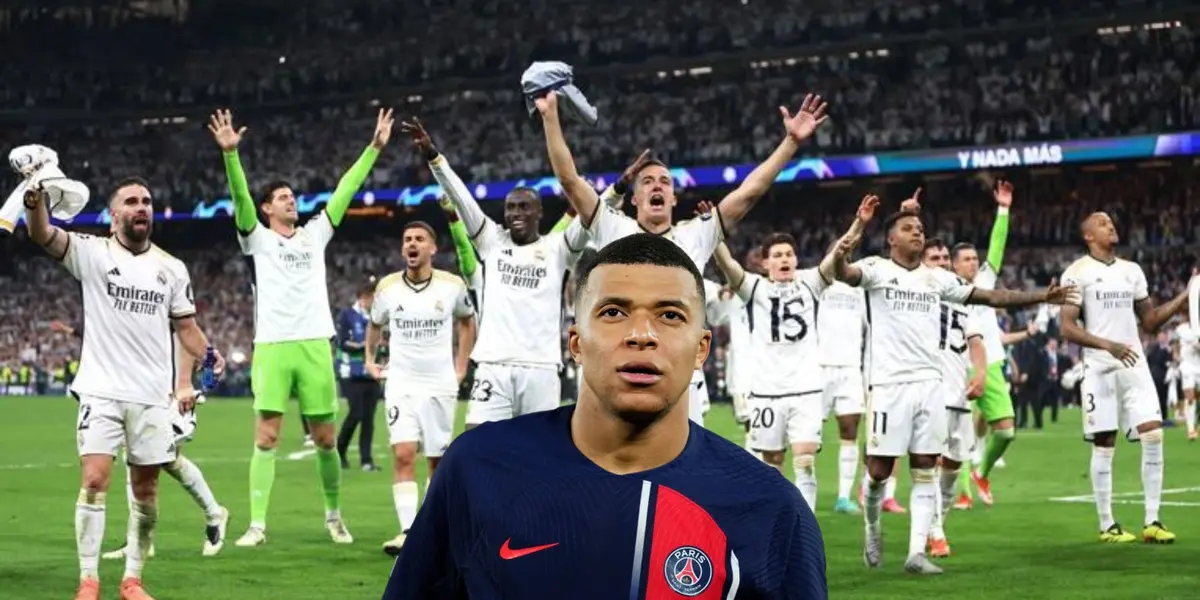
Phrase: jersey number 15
[
  {"left": 769, "top": 297, "right": 808, "bottom": 343},
  {"left": 939, "top": 305, "right": 967, "bottom": 354}
]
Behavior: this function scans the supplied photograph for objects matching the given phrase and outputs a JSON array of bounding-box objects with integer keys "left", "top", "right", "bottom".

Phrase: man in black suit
[
  {"left": 1014, "top": 335, "right": 1051, "bottom": 429},
  {"left": 1146, "top": 331, "right": 1174, "bottom": 427}
]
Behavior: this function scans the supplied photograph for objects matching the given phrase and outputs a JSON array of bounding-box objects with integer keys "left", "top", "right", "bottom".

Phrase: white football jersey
[
  {"left": 1060, "top": 255, "right": 1147, "bottom": 372},
  {"left": 238, "top": 213, "right": 336, "bottom": 344},
  {"left": 470, "top": 218, "right": 588, "bottom": 368},
  {"left": 63, "top": 234, "right": 195, "bottom": 406},
  {"left": 587, "top": 203, "right": 723, "bottom": 272},
  {"left": 372, "top": 270, "right": 474, "bottom": 397},
  {"left": 724, "top": 292, "right": 752, "bottom": 396},
  {"left": 818, "top": 281, "right": 866, "bottom": 367},
  {"left": 703, "top": 279, "right": 726, "bottom": 327},
  {"left": 972, "top": 264, "right": 1006, "bottom": 363},
  {"left": 938, "top": 301, "right": 983, "bottom": 409},
  {"left": 738, "top": 268, "right": 829, "bottom": 396},
  {"left": 1175, "top": 322, "right": 1200, "bottom": 371},
  {"left": 854, "top": 257, "right": 975, "bottom": 385}
]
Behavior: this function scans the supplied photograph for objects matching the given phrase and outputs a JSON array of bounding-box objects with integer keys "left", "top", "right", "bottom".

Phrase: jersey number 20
[{"left": 769, "top": 297, "right": 807, "bottom": 343}]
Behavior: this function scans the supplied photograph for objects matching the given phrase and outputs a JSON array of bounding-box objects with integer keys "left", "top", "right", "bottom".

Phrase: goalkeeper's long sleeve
[
  {"left": 550, "top": 214, "right": 574, "bottom": 234},
  {"left": 325, "top": 147, "right": 380, "bottom": 227},
  {"left": 429, "top": 155, "right": 490, "bottom": 239},
  {"left": 986, "top": 206, "right": 1010, "bottom": 274},
  {"left": 448, "top": 219, "right": 477, "bottom": 278},
  {"left": 222, "top": 150, "right": 259, "bottom": 235}
]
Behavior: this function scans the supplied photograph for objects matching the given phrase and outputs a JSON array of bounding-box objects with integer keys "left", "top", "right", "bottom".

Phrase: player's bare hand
[
  {"left": 175, "top": 388, "right": 197, "bottom": 414},
  {"left": 399, "top": 117, "right": 436, "bottom": 157},
  {"left": 367, "top": 362, "right": 386, "bottom": 381},
  {"left": 22, "top": 185, "right": 47, "bottom": 209},
  {"left": 207, "top": 109, "right": 246, "bottom": 152},
  {"left": 1042, "top": 279, "right": 1076, "bottom": 305},
  {"left": 49, "top": 320, "right": 73, "bottom": 335},
  {"left": 832, "top": 233, "right": 860, "bottom": 259},
  {"left": 534, "top": 92, "right": 559, "bottom": 117},
  {"left": 211, "top": 348, "right": 227, "bottom": 380},
  {"left": 966, "top": 376, "right": 985, "bottom": 399},
  {"left": 780, "top": 94, "right": 829, "bottom": 143},
  {"left": 994, "top": 180, "right": 1014, "bottom": 208},
  {"left": 438, "top": 194, "right": 457, "bottom": 217},
  {"left": 1026, "top": 320, "right": 1040, "bottom": 336},
  {"left": 695, "top": 200, "right": 715, "bottom": 217},
  {"left": 900, "top": 187, "right": 922, "bottom": 213},
  {"left": 856, "top": 194, "right": 880, "bottom": 223},
  {"left": 619, "top": 149, "right": 654, "bottom": 187},
  {"left": 371, "top": 108, "right": 395, "bottom": 150},
  {"left": 1106, "top": 341, "right": 1139, "bottom": 368}
]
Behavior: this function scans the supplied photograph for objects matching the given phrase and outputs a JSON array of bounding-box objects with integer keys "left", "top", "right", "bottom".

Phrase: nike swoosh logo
[{"left": 499, "top": 538, "right": 559, "bottom": 560}]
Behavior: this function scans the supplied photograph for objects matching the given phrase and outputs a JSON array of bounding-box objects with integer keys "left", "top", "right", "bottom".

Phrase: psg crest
[{"left": 663, "top": 546, "right": 713, "bottom": 596}]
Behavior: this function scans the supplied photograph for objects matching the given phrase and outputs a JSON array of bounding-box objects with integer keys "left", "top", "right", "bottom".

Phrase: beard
[{"left": 121, "top": 220, "right": 150, "bottom": 243}]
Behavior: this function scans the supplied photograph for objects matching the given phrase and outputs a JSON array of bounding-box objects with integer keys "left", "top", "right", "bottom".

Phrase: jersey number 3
[
  {"left": 769, "top": 297, "right": 808, "bottom": 343},
  {"left": 938, "top": 305, "right": 967, "bottom": 353}
]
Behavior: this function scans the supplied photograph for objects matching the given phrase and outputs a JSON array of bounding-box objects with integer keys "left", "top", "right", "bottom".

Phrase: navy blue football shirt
[{"left": 381, "top": 405, "right": 826, "bottom": 600}]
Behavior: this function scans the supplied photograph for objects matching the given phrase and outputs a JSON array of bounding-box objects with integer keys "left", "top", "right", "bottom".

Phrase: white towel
[{"left": 0, "top": 144, "right": 90, "bottom": 233}]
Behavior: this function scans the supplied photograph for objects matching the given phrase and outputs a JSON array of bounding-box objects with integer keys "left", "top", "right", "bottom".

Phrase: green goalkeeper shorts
[
  {"left": 251, "top": 339, "right": 338, "bottom": 418},
  {"left": 975, "top": 361, "right": 1015, "bottom": 423}
]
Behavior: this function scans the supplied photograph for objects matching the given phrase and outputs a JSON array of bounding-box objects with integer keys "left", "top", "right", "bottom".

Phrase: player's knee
[
  {"left": 762, "top": 451, "right": 786, "bottom": 467},
  {"left": 80, "top": 470, "right": 109, "bottom": 494},
  {"left": 865, "top": 461, "right": 891, "bottom": 483},
  {"left": 992, "top": 426, "right": 1015, "bottom": 440},
  {"left": 792, "top": 453, "right": 815, "bottom": 476},
  {"left": 254, "top": 422, "right": 280, "bottom": 449},
  {"left": 1140, "top": 428, "right": 1164, "bottom": 445},
  {"left": 837, "top": 418, "right": 859, "bottom": 441}
]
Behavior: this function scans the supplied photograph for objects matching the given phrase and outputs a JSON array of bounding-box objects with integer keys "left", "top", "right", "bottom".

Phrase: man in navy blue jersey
[{"left": 382, "top": 233, "right": 827, "bottom": 600}]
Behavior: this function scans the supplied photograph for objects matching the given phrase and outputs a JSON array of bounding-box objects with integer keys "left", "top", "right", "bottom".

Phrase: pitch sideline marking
[{"left": 1048, "top": 486, "right": 1200, "bottom": 507}]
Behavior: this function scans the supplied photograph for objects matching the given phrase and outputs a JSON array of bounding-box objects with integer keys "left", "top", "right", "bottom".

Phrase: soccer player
[
  {"left": 366, "top": 221, "right": 477, "bottom": 555},
  {"left": 823, "top": 195, "right": 1071, "bottom": 574},
  {"left": 1058, "top": 211, "right": 1192, "bottom": 544},
  {"left": 1172, "top": 315, "right": 1199, "bottom": 439},
  {"left": 102, "top": 332, "right": 230, "bottom": 560},
  {"left": 537, "top": 90, "right": 829, "bottom": 425},
  {"left": 920, "top": 239, "right": 987, "bottom": 557},
  {"left": 401, "top": 119, "right": 589, "bottom": 427},
  {"left": 723, "top": 279, "right": 755, "bottom": 448},
  {"left": 335, "top": 280, "right": 384, "bottom": 471},
  {"left": 208, "top": 108, "right": 394, "bottom": 546},
  {"left": 382, "top": 233, "right": 826, "bottom": 599},
  {"left": 713, "top": 235, "right": 832, "bottom": 511},
  {"left": 23, "top": 179, "right": 222, "bottom": 600},
  {"left": 818, "top": 241, "right": 869, "bottom": 515}
]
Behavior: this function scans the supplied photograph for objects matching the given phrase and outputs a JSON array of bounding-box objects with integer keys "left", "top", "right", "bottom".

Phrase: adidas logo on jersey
[
  {"left": 108, "top": 267, "right": 121, "bottom": 277},
  {"left": 502, "top": 248, "right": 513, "bottom": 257}
]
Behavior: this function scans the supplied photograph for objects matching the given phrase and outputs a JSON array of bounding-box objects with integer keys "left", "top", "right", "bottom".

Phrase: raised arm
[
  {"left": 534, "top": 93, "right": 607, "bottom": 228},
  {"left": 820, "top": 194, "right": 879, "bottom": 286},
  {"left": 985, "top": 181, "right": 1013, "bottom": 273},
  {"left": 325, "top": 109, "right": 392, "bottom": 227},
  {"left": 401, "top": 118, "right": 491, "bottom": 241},
  {"left": 1058, "top": 303, "right": 1139, "bottom": 367},
  {"left": 713, "top": 242, "right": 747, "bottom": 291},
  {"left": 717, "top": 94, "right": 828, "bottom": 229},
  {"left": 208, "top": 110, "right": 258, "bottom": 235},
  {"left": 454, "top": 315, "right": 476, "bottom": 384},
  {"left": 22, "top": 187, "right": 69, "bottom": 259},
  {"left": 439, "top": 196, "right": 478, "bottom": 278},
  {"left": 1001, "top": 321, "right": 1039, "bottom": 346},
  {"left": 967, "top": 336, "right": 987, "bottom": 399},
  {"left": 966, "top": 280, "right": 1074, "bottom": 309}
]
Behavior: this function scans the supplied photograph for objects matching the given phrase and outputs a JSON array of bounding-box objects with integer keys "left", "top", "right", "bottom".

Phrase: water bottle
[{"left": 200, "top": 346, "right": 216, "bottom": 391}]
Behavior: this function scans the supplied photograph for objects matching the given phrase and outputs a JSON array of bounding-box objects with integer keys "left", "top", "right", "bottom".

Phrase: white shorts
[
  {"left": 688, "top": 370, "right": 708, "bottom": 426},
  {"left": 821, "top": 365, "right": 865, "bottom": 418},
  {"left": 748, "top": 391, "right": 824, "bottom": 453},
  {"left": 467, "top": 363, "right": 561, "bottom": 425},
  {"left": 1181, "top": 368, "right": 1200, "bottom": 392},
  {"left": 731, "top": 393, "right": 752, "bottom": 424},
  {"left": 1081, "top": 364, "right": 1162, "bottom": 442},
  {"left": 865, "top": 380, "right": 945, "bottom": 457},
  {"left": 943, "top": 409, "right": 975, "bottom": 463},
  {"left": 385, "top": 392, "right": 456, "bottom": 458},
  {"left": 75, "top": 395, "right": 177, "bottom": 466}
]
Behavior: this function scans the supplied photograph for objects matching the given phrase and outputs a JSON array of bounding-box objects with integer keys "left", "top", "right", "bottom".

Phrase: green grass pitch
[{"left": 3, "top": 396, "right": 1198, "bottom": 599}]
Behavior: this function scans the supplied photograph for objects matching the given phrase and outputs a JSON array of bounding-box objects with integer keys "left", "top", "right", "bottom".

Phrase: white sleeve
[
  {"left": 1131, "top": 263, "right": 1149, "bottom": 302},
  {"left": 735, "top": 272, "right": 762, "bottom": 303},
  {"left": 1060, "top": 262, "right": 1085, "bottom": 308},
  {"left": 703, "top": 280, "right": 727, "bottom": 326},
  {"left": 60, "top": 233, "right": 99, "bottom": 281},
  {"left": 370, "top": 288, "right": 390, "bottom": 326},
  {"left": 798, "top": 267, "right": 830, "bottom": 296},
  {"left": 169, "top": 263, "right": 197, "bottom": 319},
  {"left": 429, "top": 155, "right": 500, "bottom": 256},
  {"left": 452, "top": 281, "right": 475, "bottom": 318},
  {"left": 965, "top": 306, "right": 986, "bottom": 340},
  {"left": 852, "top": 257, "right": 885, "bottom": 290},
  {"left": 558, "top": 217, "right": 591, "bottom": 269},
  {"left": 935, "top": 270, "right": 975, "bottom": 304},
  {"left": 236, "top": 225, "right": 270, "bottom": 256},
  {"left": 303, "top": 211, "right": 336, "bottom": 248},
  {"left": 673, "top": 208, "right": 724, "bottom": 266},
  {"left": 587, "top": 204, "right": 636, "bottom": 248}
]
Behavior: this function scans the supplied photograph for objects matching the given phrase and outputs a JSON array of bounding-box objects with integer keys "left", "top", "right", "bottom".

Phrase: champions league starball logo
[{"left": 663, "top": 546, "right": 713, "bottom": 596}]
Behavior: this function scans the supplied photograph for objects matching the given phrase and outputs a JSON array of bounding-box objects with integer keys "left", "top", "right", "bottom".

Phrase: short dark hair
[
  {"left": 109, "top": 176, "right": 152, "bottom": 204},
  {"left": 357, "top": 278, "right": 376, "bottom": 298},
  {"left": 950, "top": 242, "right": 976, "bottom": 261},
  {"left": 261, "top": 181, "right": 293, "bottom": 205},
  {"left": 403, "top": 220, "right": 437, "bottom": 242},
  {"left": 882, "top": 209, "right": 921, "bottom": 234},
  {"left": 574, "top": 233, "right": 705, "bottom": 309},
  {"left": 633, "top": 158, "right": 671, "bottom": 190},
  {"left": 760, "top": 232, "right": 798, "bottom": 259},
  {"left": 506, "top": 186, "right": 540, "bottom": 203},
  {"left": 923, "top": 237, "right": 946, "bottom": 253}
]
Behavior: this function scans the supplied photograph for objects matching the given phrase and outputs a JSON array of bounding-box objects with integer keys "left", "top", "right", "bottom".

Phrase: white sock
[
  {"left": 884, "top": 476, "right": 897, "bottom": 501},
  {"left": 908, "top": 468, "right": 937, "bottom": 557},
  {"left": 864, "top": 477, "right": 886, "bottom": 531},
  {"left": 932, "top": 468, "right": 958, "bottom": 540},
  {"left": 837, "top": 440, "right": 858, "bottom": 500},
  {"left": 393, "top": 481, "right": 419, "bottom": 533},
  {"left": 743, "top": 424, "right": 763, "bottom": 461},
  {"left": 124, "top": 500, "right": 157, "bottom": 580},
  {"left": 165, "top": 456, "right": 222, "bottom": 525},
  {"left": 793, "top": 454, "right": 817, "bottom": 511},
  {"left": 75, "top": 489, "right": 106, "bottom": 581},
  {"left": 1091, "top": 446, "right": 1115, "bottom": 531},
  {"left": 1141, "top": 429, "right": 1164, "bottom": 525},
  {"left": 1186, "top": 400, "right": 1196, "bottom": 434}
]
